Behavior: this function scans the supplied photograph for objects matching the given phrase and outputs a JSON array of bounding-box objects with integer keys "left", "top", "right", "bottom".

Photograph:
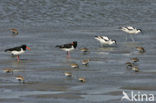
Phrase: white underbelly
[
  {"left": 125, "top": 30, "right": 138, "bottom": 34},
  {"left": 101, "top": 41, "right": 114, "bottom": 45},
  {"left": 62, "top": 47, "right": 74, "bottom": 52},
  {"left": 11, "top": 49, "right": 25, "bottom": 55}
]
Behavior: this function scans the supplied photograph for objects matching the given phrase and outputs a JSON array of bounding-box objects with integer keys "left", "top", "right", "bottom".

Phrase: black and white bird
[
  {"left": 56, "top": 41, "right": 77, "bottom": 57},
  {"left": 4, "top": 44, "right": 31, "bottom": 61},
  {"left": 120, "top": 26, "right": 142, "bottom": 41},
  {"left": 120, "top": 26, "right": 142, "bottom": 34},
  {"left": 94, "top": 36, "right": 117, "bottom": 46}
]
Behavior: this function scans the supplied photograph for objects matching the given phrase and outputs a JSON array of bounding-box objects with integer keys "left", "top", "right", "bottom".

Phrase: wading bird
[
  {"left": 5, "top": 44, "right": 31, "bottom": 62},
  {"left": 56, "top": 41, "right": 77, "bottom": 58}
]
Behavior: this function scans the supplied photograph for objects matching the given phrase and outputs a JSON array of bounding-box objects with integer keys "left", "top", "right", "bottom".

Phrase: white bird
[
  {"left": 94, "top": 36, "right": 117, "bottom": 46},
  {"left": 121, "top": 91, "right": 131, "bottom": 101},
  {"left": 56, "top": 41, "right": 77, "bottom": 58},
  {"left": 120, "top": 26, "right": 142, "bottom": 41},
  {"left": 120, "top": 26, "right": 142, "bottom": 34}
]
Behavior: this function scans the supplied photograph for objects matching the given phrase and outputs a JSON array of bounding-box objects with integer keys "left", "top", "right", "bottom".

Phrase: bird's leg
[
  {"left": 130, "top": 35, "right": 135, "bottom": 42},
  {"left": 17, "top": 55, "right": 20, "bottom": 62},
  {"left": 66, "top": 51, "right": 70, "bottom": 58},
  {"left": 66, "top": 51, "right": 69, "bottom": 58},
  {"left": 68, "top": 52, "right": 71, "bottom": 57},
  {"left": 66, "top": 51, "right": 68, "bottom": 56}
]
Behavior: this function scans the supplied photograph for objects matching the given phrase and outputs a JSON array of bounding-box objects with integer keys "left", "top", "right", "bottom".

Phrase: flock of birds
[{"left": 3, "top": 26, "right": 145, "bottom": 83}]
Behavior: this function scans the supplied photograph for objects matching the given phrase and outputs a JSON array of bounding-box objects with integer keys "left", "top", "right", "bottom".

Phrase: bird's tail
[
  {"left": 4, "top": 49, "right": 9, "bottom": 52},
  {"left": 119, "top": 27, "right": 122, "bottom": 30},
  {"left": 55, "top": 45, "right": 62, "bottom": 48},
  {"left": 94, "top": 36, "right": 99, "bottom": 40}
]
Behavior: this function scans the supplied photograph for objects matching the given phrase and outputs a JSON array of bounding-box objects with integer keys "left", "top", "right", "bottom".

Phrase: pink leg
[
  {"left": 68, "top": 52, "right": 70, "bottom": 57},
  {"left": 66, "top": 51, "right": 70, "bottom": 58},
  {"left": 17, "top": 55, "right": 20, "bottom": 62}
]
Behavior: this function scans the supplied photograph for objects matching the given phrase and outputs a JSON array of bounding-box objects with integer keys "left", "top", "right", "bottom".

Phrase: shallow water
[{"left": 0, "top": 0, "right": 156, "bottom": 103}]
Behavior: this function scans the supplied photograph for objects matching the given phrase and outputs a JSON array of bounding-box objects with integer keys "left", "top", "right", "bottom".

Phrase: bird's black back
[
  {"left": 56, "top": 43, "right": 73, "bottom": 49},
  {"left": 4, "top": 45, "right": 26, "bottom": 52}
]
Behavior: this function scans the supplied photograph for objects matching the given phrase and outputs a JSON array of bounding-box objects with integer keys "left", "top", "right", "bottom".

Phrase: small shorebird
[
  {"left": 132, "top": 66, "right": 139, "bottom": 72},
  {"left": 64, "top": 72, "right": 72, "bottom": 77},
  {"left": 130, "top": 57, "right": 139, "bottom": 62},
  {"left": 4, "top": 44, "right": 31, "bottom": 62},
  {"left": 56, "top": 41, "right": 77, "bottom": 58},
  {"left": 3, "top": 68, "right": 13, "bottom": 74},
  {"left": 80, "top": 48, "right": 88, "bottom": 52},
  {"left": 120, "top": 26, "right": 142, "bottom": 41},
  {"left": 70, "top": 63, "right": 79, "bottom": 68},
  {"left": 79, "top": 77, "right": 86, "bottom": 83},
  {"left": 82, "top": 59, "right": 90, "bottom": 66},
  {"left": 10, "top": 28, "right": 18, "bottom": 35},
  {"left": 125, "top": 62, "right": 133, "bottom": 69},
  {"left": 136, "top": 47, "right": 145, "bottom": 54},
  {"left": 16, "top": 75, "right": 25, "bottom": 83},
  {"left": 94, "top": 36, "right": 117, "bottom": 46}
]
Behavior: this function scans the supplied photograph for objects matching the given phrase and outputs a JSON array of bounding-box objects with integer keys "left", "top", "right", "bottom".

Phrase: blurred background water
[{"left": 0, "top": 0, "right": 156, "bottom": 103}]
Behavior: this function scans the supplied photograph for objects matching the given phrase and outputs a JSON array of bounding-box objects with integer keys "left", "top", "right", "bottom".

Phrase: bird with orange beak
[
  {"left": 56, "top": 41, "right": 77, "bottom": 58},
  {"left": 5, "top": 44, "right": 31, "bottom": 62}
]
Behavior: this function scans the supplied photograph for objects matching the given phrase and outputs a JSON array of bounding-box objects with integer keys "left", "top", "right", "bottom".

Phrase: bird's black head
[
  {"left": 21, "top": 45, "right": 27, "bottom": 50},
  {"left": 72, "top": 41, "right": 77, "bottom": 48},
  {"left": 138, "top": 29, "right": 142, "bottom": 33},
  {"left": 21, "top": 44, "right": 31, "bottom": 51},
  {"left": 112, "top": 40, "right": 117, "bottom": 44}
]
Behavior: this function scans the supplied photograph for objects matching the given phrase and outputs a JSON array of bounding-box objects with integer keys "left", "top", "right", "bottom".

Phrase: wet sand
[
  {"left": 0, "top": 0, "right": 156, "bottom": 103},
  {"left": 0, "top": 23, "right": 156, "bottom": 103}
]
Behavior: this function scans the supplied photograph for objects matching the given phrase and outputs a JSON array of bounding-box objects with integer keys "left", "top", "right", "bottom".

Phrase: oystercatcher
[
  {"left": 56, "top": 41, "right": 77, "bottom": 57},
  {"left": 120, "top": 26, "right": 142, "bottom": 41},
  {"left": 94, "top": 36, "right": 116, "bottom": 46},
  {"left": 4, "top": 44, "right": 31, "bottom": 61}
]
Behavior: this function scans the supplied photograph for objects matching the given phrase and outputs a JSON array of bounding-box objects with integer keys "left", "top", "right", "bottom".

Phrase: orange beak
[{"left": 26, "top": 46, "right": 31, "bottom": 50}]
